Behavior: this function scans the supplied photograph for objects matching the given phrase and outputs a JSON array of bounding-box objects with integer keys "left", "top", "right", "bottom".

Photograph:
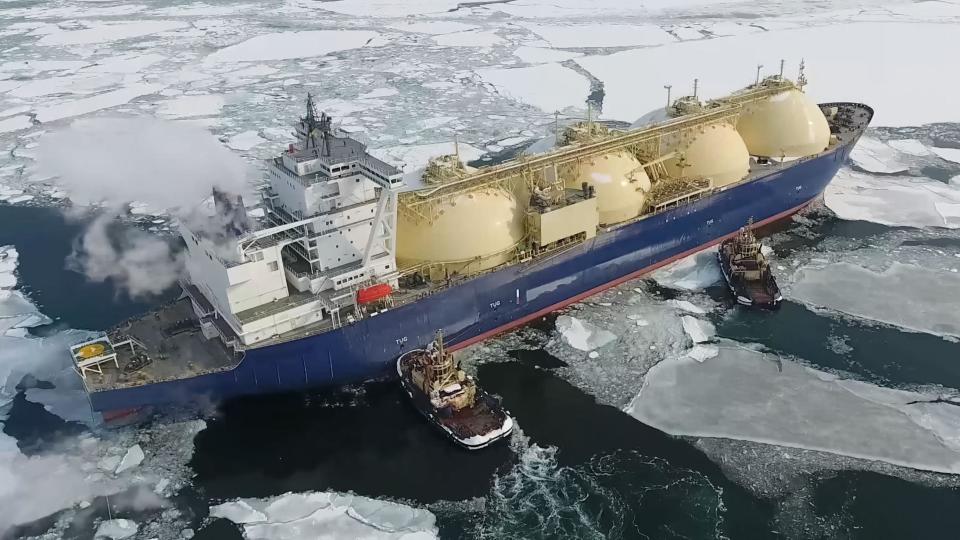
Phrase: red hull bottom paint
[{"left": 448, "top": 198, "right": 815, "bottom": 352}]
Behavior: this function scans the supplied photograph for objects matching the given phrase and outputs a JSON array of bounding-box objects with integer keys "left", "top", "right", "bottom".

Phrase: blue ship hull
[{"left": 89, "top": 132, "right": 860, "bottom": 413}]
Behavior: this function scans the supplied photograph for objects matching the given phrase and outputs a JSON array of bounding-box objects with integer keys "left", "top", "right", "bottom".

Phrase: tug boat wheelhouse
[
  {"left": 718, "top": 226, "right": 782, "bottom": 309},
  {"left": 397, "top": 332, "right": 513, "bottom": 449}
]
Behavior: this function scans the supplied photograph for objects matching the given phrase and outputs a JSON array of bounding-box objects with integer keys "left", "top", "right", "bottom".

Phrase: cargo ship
[{"left": 68, "top": 65, "right": 873, "bottom": 416}]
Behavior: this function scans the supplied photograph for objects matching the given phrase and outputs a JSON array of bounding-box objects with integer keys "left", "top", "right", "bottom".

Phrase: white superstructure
[{"left": 180, "top": 96, "right": 404, "bottom": 348}]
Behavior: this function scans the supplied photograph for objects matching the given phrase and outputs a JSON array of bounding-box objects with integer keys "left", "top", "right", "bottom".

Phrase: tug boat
[
  {"left": 718, "top": 226, "right": 782, "bottom": 309},
  {"left": 397, "top": 331, "right": 513, "bottom": 449}
]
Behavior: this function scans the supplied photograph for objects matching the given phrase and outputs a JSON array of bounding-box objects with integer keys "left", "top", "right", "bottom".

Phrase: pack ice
[
  {"left": 790, "top": 261, "right": 960, "bottom": 339},
  {"left": 629, "top": 343, "right": 960, "bottom": 474},
  {"left": 210, "top": 491, "right": 438, "bottom": 539},
  {"left": 825, "top": 169, "right": 960, "bottom": 229},
  {"left": 556, "top": 315, "right": 617, "bottom": 351}
]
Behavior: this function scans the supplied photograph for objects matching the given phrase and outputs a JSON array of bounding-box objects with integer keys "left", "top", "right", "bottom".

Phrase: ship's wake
[{"left": 455, "top": 427, "right": 724, "bottom": 540}]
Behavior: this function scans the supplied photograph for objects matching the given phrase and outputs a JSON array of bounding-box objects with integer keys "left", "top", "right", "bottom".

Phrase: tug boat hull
[
  {"left": 717, "top": 245, "right": 783, "bottom": 309},
  {"left": 397, "top": 349, "right": 513, "bottom": 450}
]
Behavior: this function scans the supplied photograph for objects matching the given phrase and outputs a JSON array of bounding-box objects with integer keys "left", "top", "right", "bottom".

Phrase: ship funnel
[{"left": 212, "top": 188, "right": 249, "bottom": 237}]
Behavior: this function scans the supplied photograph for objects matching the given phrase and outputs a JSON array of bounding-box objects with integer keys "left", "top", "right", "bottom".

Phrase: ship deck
[{"left": 82, "top": 298, "right": 240, "bottom": 392}]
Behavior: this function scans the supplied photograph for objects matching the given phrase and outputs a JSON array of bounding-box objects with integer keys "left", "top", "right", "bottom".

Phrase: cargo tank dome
[
  {"left": 664, "top": 123, "right": 750, "bottom": 187},
  {"left": 397, "top": 188, "right": 523, "bottom": 274},
  {"left": 564, "top": 152, "right": 650, "bottom": 225},
  {"left": 736, "top": 89, "right": 830, "bottom": 159}
]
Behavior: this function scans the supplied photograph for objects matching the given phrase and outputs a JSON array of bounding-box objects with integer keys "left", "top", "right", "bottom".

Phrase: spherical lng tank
[
  {"left": 664, "top": 123, "right": 750, "bottom": 187},
  {"left": 397, "top": 188, "right": 524, "bottom": 274},
  {"left": 736, "top": 89, "right": 830, "bottom": 159},
  {"left": 563, "top": 152, "right": 650, "bottom": 224}
]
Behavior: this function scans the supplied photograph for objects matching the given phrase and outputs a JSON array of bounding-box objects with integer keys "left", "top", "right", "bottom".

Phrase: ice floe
[
  {"left": 0, "top": 59, "right": 90, "bottom": 74},
  {"left": 628, "top": 342, "right": 960, "bottom": 474},
  {"left": 931, "top": 146, "right": 960, "bottom": 164},
  {"left": 577, "top": 23, "right": 960, "bottom": 126},
  {"left": 226, "top": 130, "right": 266, "bottom": 151},
  {"left": 556, "top": 315, "right": 617, "bottom": 352},
  {"left": 513, "top": 46, "right": 582, "bottom": 64},
  {"left": 157, "top": 94, "right": 224, "bottom": 118},
  {"left": 115, "top": 444, "right": 145, "bottom": 475},
  {"left": 849, "top": 136, "right": 909, "bottom": 174},
  {"left": 789, "top": 261, "right": 960, "bottom": 339},
  {"left": 476, "top": 64, "right": 589, "bottom": 113},
  {"left": 315, "top": 0, "right": 464, "bottom": 17},
  {"left": 520, "top": 23, "right": 676, "bottom": 48},
  {"left": 358, "top": 87, "right": 399, "bottom": 99},
  {"left": 887, "top": 138, "right": 931, "bottom": 156},
  {"left": 665, "top": 299, "right": 707, "bottom": 315},
  {"left": 36, "top": 20, "right": 188, "bottom": 46},
  {"left": 85, "top": 53, "right": 165, "bottom": 74},
  {"left": 680, "top": 315, "right": 714, "bottom": 344},
  {"left": 210, "top": 491, "right": 438, "bottom": 539},
  {"left": 205, "top": 30, "right": 380, "bottom": 63},
  {"left": 433, "top": 30, "right": 503, "bottom": 48},
  {"left": 94, "top": 518, "right": 138, "bottom": 539},
  {"left": 687, "top": 344, "right": 719, "bottom": 362},
  {"left": 0, "top": 115, "right": 32, "bottom": 134},
  {"left": 389, "top": 21, "right": 478, "bottom": 35},
  {"left": 824, "top": 168, "right": 960, "bottom": 229},
  {"left": 650, "top": 247, "right": 721, "bottom": 290},
  {"left": 34, "top": 83, "right": 165, "bottom": 123}
]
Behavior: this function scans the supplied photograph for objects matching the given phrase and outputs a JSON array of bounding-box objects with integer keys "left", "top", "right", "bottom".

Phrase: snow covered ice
[
  {"left": 789, "top": 261, "right": 960, "bottom": 338},
  {"left": 94, "top": 518, "right": 138, "bottom": 539},
  {"left": 476, "top": 64, "right": 589, "bottom": 113},
  {"left": 204, "top": 30, "right": 382, "bottom": 63},
  {"left": 931, "top": 146, "right": 960, "bottom": 164},
  {"left": 628, "top": 342, "right": 960, "bottom": 475},
  {"left": 555, "top": 315, "right": 617, "bottom": 352},
  {"left": 650, "top": 248, "right": 721, "bottom": 291},
  {"left": 576, "top": 22, "right": 960, "bottom": 126},
  {"left": 680, "top": 315, "right": 715, "bottom": 344},
  {"left": 825, "top": 168, "right": 960, "bottom": 229},
  {"left": 849, "top": 136, "right": 909, "bottom": 174},
  {"left": 115, "top": 444, "right": 145, "bottom": 474},
  {"left": 211, "top": 491, "right": 439, "bottom": 540}
]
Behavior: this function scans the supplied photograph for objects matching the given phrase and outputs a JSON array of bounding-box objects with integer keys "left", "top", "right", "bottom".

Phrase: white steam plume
[
  {"left": 68, "top": 213, "right": 185, "bottom": 298},
  {"left": 36, "top": 117, "right": 254, "bottom": 297},
  {"left": 36, "top": 116, "right": 252, "bottom": 210}
]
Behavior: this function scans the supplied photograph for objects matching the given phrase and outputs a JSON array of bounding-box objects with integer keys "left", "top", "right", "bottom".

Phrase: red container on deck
[{"left": 356, "top": 283, "right": 392, "bottom": 304}]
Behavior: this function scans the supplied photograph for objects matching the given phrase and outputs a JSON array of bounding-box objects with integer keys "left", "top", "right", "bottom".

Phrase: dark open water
[{"left": 4, "top": 204, "right": 960, "bottom": 539}]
